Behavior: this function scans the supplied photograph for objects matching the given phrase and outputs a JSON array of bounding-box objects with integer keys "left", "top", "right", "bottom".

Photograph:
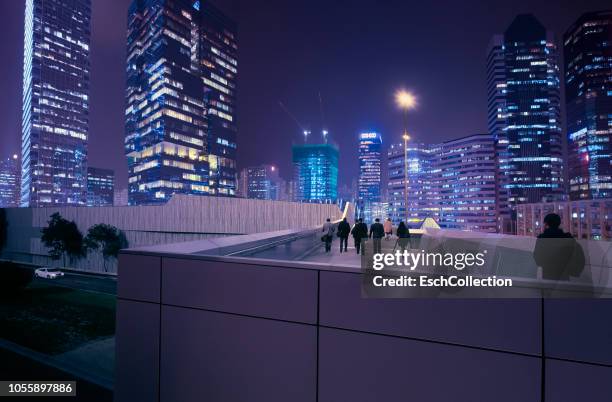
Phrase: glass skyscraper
[
  {"left": 21, "top": 0, "right": 91, "bottom": 207},
  {"left": 0, "top": 155, "right": 20, "bottom": 208},
  {"left": 564, "top": 10, "right": 612, "bottom": 200},
  {"left": 87, "top": 167, "right": 115, "bottom": 207},
  {"left": 435, "top": 134, "right": 497, "bottom": 233},
  {"left": 292, "top": 143, "right": 339, "bottom": 203},
  {"left": 487, "top": 14, "right": 564, "bottom": 232},
  {"left": 387, "top": 142, "right": 436, "bottom": 226},
  {"left": 358, "top": 132, "right": 382, "bottom": 221},
  {"left": 125, "top": 0, "right": 237, "bottom": 205},
  {"left": 239, "top": 165, "right": 282, "bottom": 200}
]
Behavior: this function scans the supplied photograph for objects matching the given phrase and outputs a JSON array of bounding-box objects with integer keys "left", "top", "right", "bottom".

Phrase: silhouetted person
[
  {"left": 337, "top": 217, "right": 351, "bottom": 253},
  {"left": 351, "top": 218, "right": 368, "bottom": 255},
  {"left": 533, "top": 213, "right": 585, "bottom": 281},
  {"left": 396, "top": 221, "right": 411, "bottom": 251},
  {"left": 322, "top": 218, "right": 335, "bottom": 253},
  {"left": 383, "top": 217, "right": 393, "bottom": 240},
  {"left": 369, "top": 218, "right": 385, "bottom": 254}
]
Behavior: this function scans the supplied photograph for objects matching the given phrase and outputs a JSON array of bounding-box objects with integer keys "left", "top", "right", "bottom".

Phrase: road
[{"left": 33, "top": 272, "right": 117, "bottom": 295}]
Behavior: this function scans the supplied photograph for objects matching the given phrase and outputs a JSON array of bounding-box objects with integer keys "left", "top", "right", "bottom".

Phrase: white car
[{"left": 35, "top": 268, "right": 65, "bottom": 279}]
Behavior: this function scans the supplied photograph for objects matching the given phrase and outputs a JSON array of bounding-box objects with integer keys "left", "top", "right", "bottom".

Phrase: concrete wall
[
  {"left": 115, "top": 251, "right": 612, "bottom": 402},
  {"left": 1, "top": 195, "right": 347, "bottom": 273}
]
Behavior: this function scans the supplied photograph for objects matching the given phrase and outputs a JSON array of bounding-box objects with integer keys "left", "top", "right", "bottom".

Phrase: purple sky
[{"left": 0, "top": 0, "right": 609, "bottom": 189}]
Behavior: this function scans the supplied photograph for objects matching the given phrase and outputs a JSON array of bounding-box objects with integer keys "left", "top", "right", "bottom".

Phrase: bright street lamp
[{"left": 396, "top": 90, "right": 417, "bottom": 225}]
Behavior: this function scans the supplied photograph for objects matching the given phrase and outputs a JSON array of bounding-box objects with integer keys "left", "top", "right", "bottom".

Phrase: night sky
[{"left": 0, "top": 0, "right": 609, "bottom": 189}]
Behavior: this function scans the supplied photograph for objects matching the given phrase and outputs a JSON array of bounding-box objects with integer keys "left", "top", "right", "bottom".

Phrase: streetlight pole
[{"left": 395, "top": 89, "right": 416, "bottom": 224}]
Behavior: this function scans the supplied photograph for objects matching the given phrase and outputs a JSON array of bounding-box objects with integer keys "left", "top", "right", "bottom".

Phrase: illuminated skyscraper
[
  {"left": 292, "top": 143, "right": 339, "bottom": 203},
  {"left": 239, "top": 165, "right": 282, "bottom": 200},
  {"left": 87, "top": 167, "right": 115, "bottom": 207},
  {"left": 0, "top": 154, "right": 20, "bottom": 208},
  {"left": 21, "top": 0, "right": 91, "bottom": 207},
  {"left": 125, "top": 0, "right": 237, "bottom": 205},
  {"left": 358, "top": 132, "right": 382, "bottom": 221},
  {"left": 200, "top": 4, "right": 238, "bottom": 196},
  {"left": 564, "top": 10, "right": 612, "bottom": 200},
  {"left": 434, "top": 134, "right": 497, "bottom": 233},
  {"left": 387, "top": 142, "right": 436, "bottom": 226},
  {"left": 488, "top": 14, "right": 564, "bottom": 232}
]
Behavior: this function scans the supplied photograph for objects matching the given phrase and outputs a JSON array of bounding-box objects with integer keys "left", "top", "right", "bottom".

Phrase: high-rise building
[
  {"left": 564, "top": 11, "right": 612, "bottom": 200},
  {"left": 358, "top": 132, "right": 382, "bottom": 222},
  {"left": 387, "top": 142, "right": 436, "bottom": 226},
  {"left": 488, "top": 14, "right": 564, "bottom": 233},
  {"left": 21, "top": 0, "right": 91, "bottom": 207},
  {"left": 200, "top": 4, "right": 238, "bottom": 196},
  {"left": 125, "top": 0, "right": 237, "bottom": 205},
  {"left": 114, "top": 188, "right": 129, "bottom": 207},
  {"left": 0, "top": 154, "right": 20, "bottom": 208},
  {"left": 87, "top": 167, "right": 115, "bottom": 207},
  {"left": 434, "top": 134, "right": 497, "bottom": 233},
  {"left": 292, "top": 143, "right": 339, "bottom": 203},
  {"left": 239, "top": 165, "right": 282, "bottom": 200}
]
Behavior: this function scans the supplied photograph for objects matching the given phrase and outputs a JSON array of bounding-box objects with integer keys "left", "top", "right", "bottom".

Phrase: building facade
[
  {"left": 387, "top": 142, "right": 436, "bottom": 227},
  {"left": 239, "top": 165, "right": 283, "bottom": 200},
  {"left": 517, "top": 198, "right": 612, "bottom": 240},
  {"left": 21, "top": 0, "right": 91, "bottom": 207},
  {"left": 125, "top": 0, "right": 237, "bottom": 205},
  {"left": 200, "top": 4, "right": 238, "bottom": 196},
  {"left": 292, "top": 143, "right": 339, "bottom": 203},
  {"left": 0, "top": 155, "right": 20, "bottom": 208},
  {"left": 564, "top": 11, "right": 612, "bottom": 201},
  {"left": 488, "top": 14, "right": 564, "bottom": 232},
  {"left": 87, "top": 167, "right": 115, "bottom": 207},
  {"left": 358, "top": 132, "right": 382, "bottom": 222},
  {"left": 435, "top": 134, "right": 497, "bottom": 233}
]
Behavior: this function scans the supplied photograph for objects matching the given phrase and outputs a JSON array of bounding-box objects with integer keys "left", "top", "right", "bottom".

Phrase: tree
[
  {"left": 41, "top": 213, "right": 86, "bottom": 266},
  {"left": 85, "top": 224, "right": 128, "bottom": 272}
]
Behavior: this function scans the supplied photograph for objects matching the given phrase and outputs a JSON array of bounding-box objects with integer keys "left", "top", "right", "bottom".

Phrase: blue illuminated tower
[
  {"left": 125, "top": 0, "right": 237, "bottom": 205},
  {"left": 488, "top": 14, "right": 564, "bottom": 232},
  {"left": 21, "top": 0, "right": 91, "bottom": 207},
  {"left": 564, "top": 11, "right": 612, "bottom": 200},
  {"left": 292, "top": 143, "right": 339, "bottom": 203},
  {"left": 358, "top": 132, "right": 382, "bottom": 221}
]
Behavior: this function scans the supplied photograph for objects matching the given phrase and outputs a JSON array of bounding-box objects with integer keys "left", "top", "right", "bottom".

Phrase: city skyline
[{"left": 1, "top": 0, "right": 610, "bottom": 190}]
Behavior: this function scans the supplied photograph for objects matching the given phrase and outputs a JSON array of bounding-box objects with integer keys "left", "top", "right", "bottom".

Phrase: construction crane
[{"left": 279, "top": 101, "right": 310, "bottom": 143}]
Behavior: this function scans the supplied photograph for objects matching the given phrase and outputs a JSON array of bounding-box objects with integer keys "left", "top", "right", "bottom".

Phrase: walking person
[
  {"left": 383, "top": 217, "right": 393, "bottom": 240},
  {"left": 369, "top": 218, "right": 385, "bottom": 254},
  {"left": 351, "top": 218, "right": 368, "bottom": 255},
  {"left": 321, "top": 218, "right": 335, "bottom": 253},
  {"left": 337, "top": 217, "right": 351, "bottom": 253},
  {"left": 396, "top": 221, "right": 411, "bottom": 251}
]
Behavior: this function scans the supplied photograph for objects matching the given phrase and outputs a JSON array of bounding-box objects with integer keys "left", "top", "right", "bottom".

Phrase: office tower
[
  {"left": 358, "top": 132, "right": 382, "bottom": 222},
  {"left": 564, "top": 11, "right": 612, "bottom": 200},
  {"left": 387, "top": 142, "right": 436, "bottom": 226},
  {"left": 240, "top": 165, "right": 282, "bottom": 200},
  {"left": 114, "top": 188, "right": 129, "bottom": 207},
  {"left": 125, "top": 0, "right": 237, "bottom": 205},
  {"left": 292, "top": 143, "right": 339, "bottom": 202},
  {"left": 21, "top": 0, "right": 91, "bottom": 207},
  {"left": 488, "top": 14, "right": 564, "bottom": 233},
  {"left": 87, "top": 167, "right": 115, "bottom": 207},
  {"left": 200, "top": 4, "right": 238, "bottom": 196},
  {"left": 0, "top": 154, "right": 20, "bottom": 208},
  {"left": 434, "top": 134, "right": 497, "bottom": 233}
]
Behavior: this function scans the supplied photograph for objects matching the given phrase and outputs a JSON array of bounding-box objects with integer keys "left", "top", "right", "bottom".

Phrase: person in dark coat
[
  {"left": 369, "top": 218, "right": 385, "bottom": 254},
  {"left": 337, "top": 217, "right": 351, "bottom": 253},
  {"left": 351, "top": 218, "right": 368, "bottom": 255},
  {"left": 396, "top": 221, "right": 411, "bottom": 251},
  {"left": 533, "top": 213, "right": 585, "bottom": 281}
]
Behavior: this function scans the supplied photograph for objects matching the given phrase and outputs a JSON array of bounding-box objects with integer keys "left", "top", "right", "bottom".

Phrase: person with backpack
[{"left": 351, "top": 218, "right": 368, "bottom": 255}]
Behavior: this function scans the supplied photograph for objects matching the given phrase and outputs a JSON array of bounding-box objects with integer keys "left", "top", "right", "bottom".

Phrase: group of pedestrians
[{"left": 321, "top": 217, "right": 411, "bottom": 254}]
